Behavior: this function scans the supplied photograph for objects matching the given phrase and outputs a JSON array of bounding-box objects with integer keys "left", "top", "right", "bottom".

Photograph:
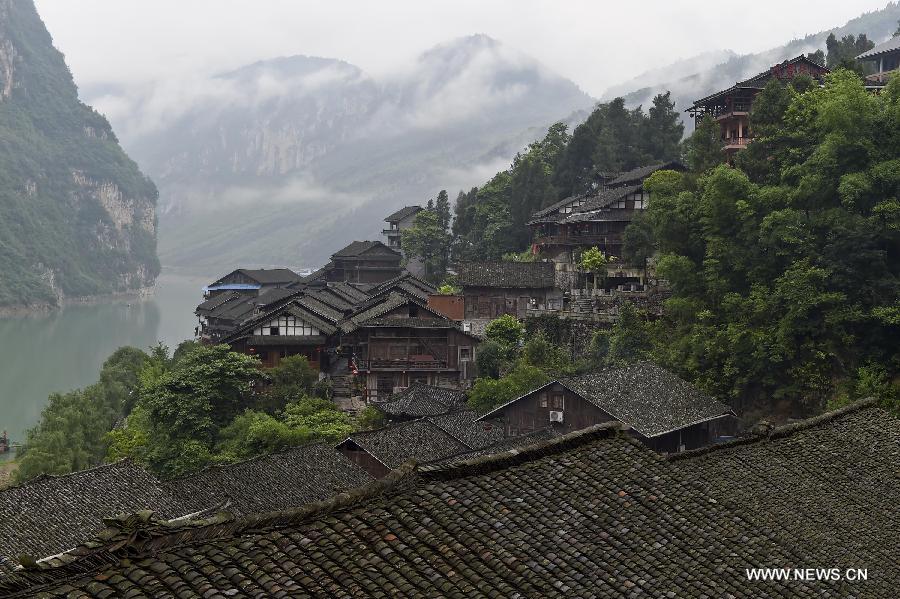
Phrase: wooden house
[
  {"left": 340, "top": 293, "right": 480, "bottom": 400},
  {"left": 202, "top": 268, "right": 302, "bottom": 299},
  {"left": 528, "top": 161, "right": 685, "bottom": 267},
  {"left": 857, "top": 36, "right": 900, "bottom": 86},
  {"left": 456, "top": 261, "right": 560, "bottom": 319},
  {"left": 306, "top": 241, "right": 403, "bottom": 286},
  {"left": 222, "top": 297, "right": 343, "bottom": 369},
  {"left": 477, "top": 362, "right": 736, "bottom": 453},
  {"left": 687, "top": 55, "right": 829, "bottom": 161}
]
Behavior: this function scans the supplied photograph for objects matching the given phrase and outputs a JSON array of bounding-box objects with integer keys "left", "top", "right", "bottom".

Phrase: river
[{"left": 0, "top": 270, "right": 209, "bottom": 452}]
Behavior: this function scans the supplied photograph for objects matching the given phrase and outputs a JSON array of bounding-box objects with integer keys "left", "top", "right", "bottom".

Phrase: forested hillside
[{"left": 0, "top": 0, "right": 158, "bottom": 308}]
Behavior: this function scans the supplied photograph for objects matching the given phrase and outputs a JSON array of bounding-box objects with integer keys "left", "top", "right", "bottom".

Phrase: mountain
[
  {"left": 94, "top": 34, "right": 594, "bottom": 271},
  {"left": 0, "top": 0, "right": 158, "bottom": 308},
  {"left": 605, "top": 2, "right": 900, "bottom": 130}
]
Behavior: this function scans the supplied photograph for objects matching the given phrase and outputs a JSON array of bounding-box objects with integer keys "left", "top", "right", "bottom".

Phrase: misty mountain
[
  {"left": 606, "top": 2, "right": 900, "bottom": 130},
  {"left": 0, "top": 0, "right": 157, "bottom": 308},
  {"left": 94, "top": 34, "right": 594, "bottom": 271}
]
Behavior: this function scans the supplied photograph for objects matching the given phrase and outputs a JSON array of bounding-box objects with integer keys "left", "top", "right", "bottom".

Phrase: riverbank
[{"left": 0, "top": 286, "right": 155, "bottom": 318}]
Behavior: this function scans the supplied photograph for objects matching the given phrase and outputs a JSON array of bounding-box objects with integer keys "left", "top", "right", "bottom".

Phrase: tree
[
  {"left": 434, "top": 190, "right": 451, "bottom": 232},
  {"left": 825, "top": 33, "right": 874, "bottom": 72},
  {"left": 468, "top": 362, "right": 550, "bottom": 413},
  {"left": 643, "top": 92, "right": 684, "bottom": 161},
  {"left": 684, "top": 115, "right": 724, "bottom": 173},
  {"left": 402, "top": 208, "right": 451, "bottom": 283},
  {"left": 606, "top": 302, "right": 653, "bottom": 366},
  {"left": 484, "top": 315, "right": 525, "bottom": 346},
  {"left": 15, "top": 347, "right": 149, "bottom": 482},
  {"left": 578, "top": 246, "right": 609, "bottom": 290},
  {"left": 260, "top": 355, "right": 318, "bottom": 411}
]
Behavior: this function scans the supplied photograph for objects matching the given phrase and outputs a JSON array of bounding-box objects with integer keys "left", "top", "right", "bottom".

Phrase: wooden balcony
[
  {"left": 723, "top": 137, "right": 751, "bottom": 150},
  {"left": 359, "top": 355, "right": 450, "bottom": 371}
]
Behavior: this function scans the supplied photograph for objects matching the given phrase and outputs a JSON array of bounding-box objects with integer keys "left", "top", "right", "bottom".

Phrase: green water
[{"left": 0, "top": 270, "right": 208, "bottom": 451}]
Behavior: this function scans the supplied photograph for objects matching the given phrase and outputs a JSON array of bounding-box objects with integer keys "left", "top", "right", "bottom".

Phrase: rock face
[{"left": 0, "top": 0, "right": 158, "bottom": 308}]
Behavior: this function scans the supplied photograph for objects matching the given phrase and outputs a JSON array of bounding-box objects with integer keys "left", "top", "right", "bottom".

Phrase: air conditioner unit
[
  {"left": 549, "top": 410, "right": 564, "bottom": 423},
  {"left": 462, "top": 322, "right": 473, "bottom": 333}
]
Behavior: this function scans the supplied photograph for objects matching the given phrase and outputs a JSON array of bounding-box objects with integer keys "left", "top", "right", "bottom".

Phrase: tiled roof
[
  {"left": 331, "top": 240, "right": 400, "bottom": 259},
  {"left": 606, "top": 161, "right": 685, "bottom": 187},
  {"left": 340, "top": 419, "right": 471, "bottom": 469},
  {"left": 236, "top": 268, "right": 302, "bottom": 284},
  {"left": 368, "top": 272, "right": 436, "bottom": 301},
  {"left": 559, "top": 362, "right": 733, "bottom": 437},
  {"left": 456, "top": 261, "right": 556, "bottom": 289},
  {"left": 0, "top": 461, "right": 188, "bottom": 573},
  {"left": 340, "top": 292, "right": 411, "bottom": 333},
  {"left": 1, "top": 420, "right": 863, "bottom": 597},
  {"left": 165, "top": 443, "right": 372, "bottom": 517},
  {"left": 480, "top": 362, "right": 734, "bottom": 438},
  {"left": 195, "top": 291, "right": 242, "bottom": 314},
  {"left": 384, "top": 205, "right": 423, "bottom": 222},
  {"left": 689, "top": 55, "right": 827, "bottom": 109},
  {"left": 295, "top": 293, "right": 346, "bottom": 322},
  {"left": 529, "top": 193, "right": 591, "bottom": 220},
  {"left": 426, "top": 409, "right": 505, "bottom": 449},
  {"left": 374, "top": 383, "right": 467, "bottom": 418},
  {"left": 672, "top": 398, "right": 899, "bottom": 596},
  {"left": 857, "top": 35, "right": 900, "bottom": 60}
]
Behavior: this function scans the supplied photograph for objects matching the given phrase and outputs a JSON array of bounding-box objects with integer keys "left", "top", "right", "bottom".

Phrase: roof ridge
[
  {"left": 164, "top": 441, "right": 332, "bottom": 483},
  {"left": 419, "top": 421, "right": 625, "bottom": 481},
  {"left": 0, "top": 458, "right": 138, "bottom": 492},
  {"left": 668, "top": 397, "right": 880, "bottom": 461}
]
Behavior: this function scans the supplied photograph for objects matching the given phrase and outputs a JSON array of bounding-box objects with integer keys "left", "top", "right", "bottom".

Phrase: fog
[{"left": 35, "top": 0, "right": 892, "bottom": 99}]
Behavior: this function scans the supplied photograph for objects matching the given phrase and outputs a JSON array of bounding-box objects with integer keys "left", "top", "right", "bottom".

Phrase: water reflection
[{"left": 0, "top": 271, "right": 206, "bottom": 446}]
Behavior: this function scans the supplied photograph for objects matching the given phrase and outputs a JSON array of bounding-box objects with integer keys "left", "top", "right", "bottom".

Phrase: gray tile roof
[
  {"left": 2, "top": 418, "right": 870, "bottom": 597},
  {"left": 332, "top": 240, "right": 400, "bottom": 259},
  {"left": 857, "top": 35, "right": 900, "bottom": 60},
  {"left": 165, "top": 443, "right": 372, "bottom": 517},
  {"left": 672, "top": 399, "right": 899, "bottom": 597},
  {"left": 384, "top": 205, "right": 423, "bottom": 222},
  {"left": 195, "top": 291, "right": 242, "bottom": 314},
  {"left": 340, "top": 419, "right": 471, "bottom": 469},
  {"left": 557, "top": 362, "right": 734, "bottom": 437},
  {"left": 0, "top": 461, "right": 188, "bottom": 573},
  {"left": 606, "top": 161, "right": 685, "bottom": 187},
  {"left": 456, "top": 261, "right": 556, "bottom": 289},
  {"left": 374, "top": 383, "right": 467, "bottom": 419},
  {"left": 235, "top": 268, "right": 302, "bottom": 285},
  {"left": 426, "top": 409, "right": 505, "bottom": 449},
  {"left": 479, "top": 362, "right": 734, "bottom": 438}
]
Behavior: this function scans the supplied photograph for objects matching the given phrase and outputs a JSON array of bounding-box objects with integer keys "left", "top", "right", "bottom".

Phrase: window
[
  {"left": 539, "top": 394, "right": 548, "bottom": 408},
  {"left": 551, "top": 394, "right": 564, "bottom": 409},
  {"left": 459, "top": 347, "right": 472, "bottom": 361},
  {"left": 269, "top": 326, "right": 280, "bottom": 336}
]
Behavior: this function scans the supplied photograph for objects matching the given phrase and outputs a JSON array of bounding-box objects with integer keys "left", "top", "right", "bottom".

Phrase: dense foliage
[
  {"left": 0, "top": 1, "right": 158, "bottom": 306},
  {"left": 451, "top": 95, "right": 683, "bottom": 261},
  {"left": 17, "top": 345, "right": 361, "bottom": 481},
  {"left": 634, "top": 71, "right": 900, "bottom": 416}
]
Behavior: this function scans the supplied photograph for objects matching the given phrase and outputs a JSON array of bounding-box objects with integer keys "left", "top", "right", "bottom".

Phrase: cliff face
[{"left": 0, "top": 0, "right": 158, "bottom": 308}]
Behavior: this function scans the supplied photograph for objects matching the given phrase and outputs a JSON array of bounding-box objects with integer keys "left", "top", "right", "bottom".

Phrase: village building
[
  {"left": 340, "top": 293, "right": 480, "bottom": 400},
  {"left": 528, "top": 161, "right": 684, "bottom": 270},
  {"left": 382, "top": 205, "right": 423, "bottom": 252},
  {"left": 477, "top": 362, "right": 736, "bottom": 453},
  {"left": 202, "top": 268, "right": 303, "bottom": 299},
  {"left": 310, "top": 240, "right": 403, "bottom": 286},
  {"left": 857, "top": 35, "right": 900, "bottom": 86},
  {"left": 687, "top": 55, "right": 829, "bottom": 160},
  {"left": 220, "top": 296, "right": 341, "bottom": 369},
  {"left": 456, "top": 261, "right": 560, "bottom": 319},
  {"left": 8, "top": 400, "right": 896, "bottom": 597}
]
